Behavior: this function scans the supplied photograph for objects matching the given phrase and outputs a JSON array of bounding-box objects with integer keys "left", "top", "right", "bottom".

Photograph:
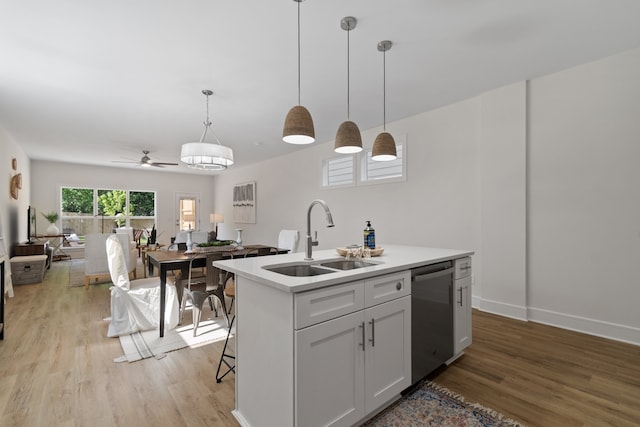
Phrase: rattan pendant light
[
  {"left": 334, "top": 16, "right": 363, "bottom": 154},
  {"left": 282, "top": 0, "right": 315, "bottom": 144},
  {"left": 372, "top": 40, "right": 397, "bottom": 161}
]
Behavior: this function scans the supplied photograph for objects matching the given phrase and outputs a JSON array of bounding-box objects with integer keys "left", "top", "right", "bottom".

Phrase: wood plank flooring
[{"left": 1, "top": 260, "right": 639, "bottom": 426}]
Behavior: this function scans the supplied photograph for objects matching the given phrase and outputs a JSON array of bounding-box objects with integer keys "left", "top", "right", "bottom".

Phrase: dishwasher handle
[{"left": 412, "top": 267, "right": 454, "bottom": 282}]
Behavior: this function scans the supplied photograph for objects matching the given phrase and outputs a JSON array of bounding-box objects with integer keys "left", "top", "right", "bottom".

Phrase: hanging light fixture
[
  {"left": 282, "top": 0, "right": 315, "bottom": 144},
  {"left": 335, "top": 16, "right": 363, "bottom": 154},
  {"left": 372, "top": 40, "right": 397, "bottom": 161},
  {"left": 180, "top": 89, "right": 234, "bottom": 170}
]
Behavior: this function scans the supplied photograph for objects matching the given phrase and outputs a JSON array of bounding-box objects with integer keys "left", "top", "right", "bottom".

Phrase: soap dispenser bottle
[{"left": 363, "top": 220, "right": 376, "bottom": 249}]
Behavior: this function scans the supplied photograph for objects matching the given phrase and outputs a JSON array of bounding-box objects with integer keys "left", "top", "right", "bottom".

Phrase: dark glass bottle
[{"left": 363, "top": 220, "right": 376, "bottom": 249}]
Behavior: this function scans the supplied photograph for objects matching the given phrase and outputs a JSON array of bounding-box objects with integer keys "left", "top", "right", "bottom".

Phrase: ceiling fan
[{"left": 113, "top": 150, "right": 179, "bottom": 168}]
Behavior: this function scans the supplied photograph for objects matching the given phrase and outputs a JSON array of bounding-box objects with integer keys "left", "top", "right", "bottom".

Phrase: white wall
[
  {"left": 527, "top": 48, "right": 640, "bottom": 343},
  {"left": 477, "top": 82, "right": 528, "bottom": 320},
  {"left": 212, "top": 98, "right": 479, "bottom": 256},
  {"left": 0, "top": 127, "right": 30, "bottom": 255},
  {"left": 30, "top": 161, "right": 216, "bottom": 247}
]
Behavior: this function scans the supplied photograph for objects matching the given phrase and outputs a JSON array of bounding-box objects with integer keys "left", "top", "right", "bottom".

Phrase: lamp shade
[
  {"left": 334, "top": 120, "right": 363, "bottom": 154},
  {"left": 372, "top": 132, "right": 397, "bottom": 161},
  {"left": 180, "top": 142, "right": 234, "bottom": 170},
  {"left": 210, "top": 213, "right": 224, "bottom": 223},
  {"left": 283, "top": 105, "right": 315, "bottom": 144}
]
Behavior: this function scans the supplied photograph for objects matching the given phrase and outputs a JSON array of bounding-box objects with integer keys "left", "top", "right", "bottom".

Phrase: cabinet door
[
  {"left": 295, "top": 311, "right": 365, "bottom": 427},
  {"left": 453, "top": 275, "right": 472, "bottom": 355},
  {"left": 364, "top": 296, "right": 411, "bottom": 414}
]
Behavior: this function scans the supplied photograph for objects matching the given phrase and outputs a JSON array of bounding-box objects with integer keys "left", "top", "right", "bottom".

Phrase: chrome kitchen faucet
[{"left": 305, "top": 200, "right": 334, "bottom": 261}]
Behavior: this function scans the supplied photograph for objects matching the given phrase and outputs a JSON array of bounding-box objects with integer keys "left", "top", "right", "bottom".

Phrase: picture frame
[{"left": 233, "top": 181, "right": 256, "bottom": 224}]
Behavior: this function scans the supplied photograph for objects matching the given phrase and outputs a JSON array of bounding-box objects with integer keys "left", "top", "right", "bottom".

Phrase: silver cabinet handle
[
  {"left": 359, "top": 322, "right": 365, "bottom": 351},
  {"left": 458, "top": 287, "right": 463, "bottom": 306},
  {"left": 368, "top": 318, "right": 375, "bottom": 347}
]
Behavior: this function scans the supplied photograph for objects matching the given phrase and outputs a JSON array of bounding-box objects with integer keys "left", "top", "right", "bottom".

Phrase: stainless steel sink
[
  {"left": 264, "top": 264, "right": 335, "bottom": 277},
  {"left": 319, "top": 260, "right": 377, "bottom": 270}
]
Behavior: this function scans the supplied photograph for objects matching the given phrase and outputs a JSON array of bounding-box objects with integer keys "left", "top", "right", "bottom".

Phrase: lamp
[
  {"left": 282, "top": 0, "right": 315, "bottom": 144},
  {"left": 372, "top": 40, "right": 397, "bottom": 161},
  {"left": 335, "top": 16, "right": 362, "bottom": 154},
  {"left": 180, "top": 90, "right": 234, "bottom": 170},
  {"left": 210, "top": 213, "right": 224, "bottom": 236}
]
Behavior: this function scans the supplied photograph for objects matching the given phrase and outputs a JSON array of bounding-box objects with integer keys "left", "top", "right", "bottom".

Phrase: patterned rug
[{"left": 364, "top": 380, "right": 526, "bottom": 427}]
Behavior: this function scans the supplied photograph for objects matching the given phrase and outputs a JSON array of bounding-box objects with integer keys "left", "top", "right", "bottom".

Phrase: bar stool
[{"left": 215, "top": 277, "right": 235, "bottom": 383}]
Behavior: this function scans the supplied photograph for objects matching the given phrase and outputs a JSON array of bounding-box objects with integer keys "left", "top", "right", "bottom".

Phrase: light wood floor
[{"left": 1, "top": 260, "right": 639, "bottom": 426}]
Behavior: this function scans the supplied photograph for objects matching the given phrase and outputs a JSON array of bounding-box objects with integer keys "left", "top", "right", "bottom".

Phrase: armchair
[{"left": 84, "top": 233, "right": 137, "bottom": 289}]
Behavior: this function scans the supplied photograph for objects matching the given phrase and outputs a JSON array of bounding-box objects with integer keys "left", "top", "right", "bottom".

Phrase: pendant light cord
[
  {"left": 297, "top": 0, "right": 301, "bottom": 105},
  {"left": 200, "top": 92, "right": 211, "bottom": 142},
  {"left": 382, "top": 49, "right": 386, "bottom": 131},
  {"left": 347, "top": 23, "right": 351, "bottom": 120},
  {"left": 346, "top": 25, "right": 351, "bottom": 120},
  {"left": 199, "top": 91, "right": 222, "bottom": 145}
]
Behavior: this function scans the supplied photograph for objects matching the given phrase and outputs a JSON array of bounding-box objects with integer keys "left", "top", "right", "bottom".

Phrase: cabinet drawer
[
  {"left": 295, "top": 281, "right": 365, "bottom": 329},
  {"left": 364, "top": 271, "right": 411, "bottom": 308},
  {"left": 454, "top": 257, "right": 472, "bottom": 279}
]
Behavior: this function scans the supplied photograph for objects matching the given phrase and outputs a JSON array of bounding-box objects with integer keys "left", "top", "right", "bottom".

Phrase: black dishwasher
[{"left": 411, "top": 261, "right": 454, "bottom": 384}]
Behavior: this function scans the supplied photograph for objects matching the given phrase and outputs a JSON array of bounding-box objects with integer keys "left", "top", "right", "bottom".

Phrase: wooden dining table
[{"left": 146, "top": 245, "right": 288, "bottom": 337}]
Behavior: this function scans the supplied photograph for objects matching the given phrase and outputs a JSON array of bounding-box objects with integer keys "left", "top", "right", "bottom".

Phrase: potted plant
[
  {"left": 147, "top": 225, "right": 157, "bottom": 250},
  {"left": 42, "top": 211, "right": 60, "bottom": 236}
]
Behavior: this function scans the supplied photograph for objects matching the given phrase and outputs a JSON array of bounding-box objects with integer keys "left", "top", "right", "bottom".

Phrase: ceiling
[{"left": 2, "top": 0, "right": 640, "bottom": 174}]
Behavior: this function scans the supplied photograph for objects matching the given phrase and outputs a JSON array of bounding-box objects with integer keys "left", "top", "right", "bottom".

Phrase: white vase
[
  {"left": 235, "top": 229, "right": 244, "bottom": 250},
  {"left": 46, "top": 223, "right": 59, "bottom": 236},
  {"left": 186, "top": 230, "right": 193, "bottom": 251}
]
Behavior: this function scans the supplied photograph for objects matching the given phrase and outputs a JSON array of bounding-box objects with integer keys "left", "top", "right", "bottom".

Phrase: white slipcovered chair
[
  {"left": 84, "top": 233, "right": 137, "bottom": 289},
  {"left": 278, "top": 229, "right": 300, "bottom": 253},
  {"left": 106, "top": 234, "right": 179, "bottom": 337}
]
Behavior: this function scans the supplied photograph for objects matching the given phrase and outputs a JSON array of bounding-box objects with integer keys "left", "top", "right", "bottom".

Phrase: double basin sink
[{"left": 264, "top": 258, "right": 378, "bottom": 277}]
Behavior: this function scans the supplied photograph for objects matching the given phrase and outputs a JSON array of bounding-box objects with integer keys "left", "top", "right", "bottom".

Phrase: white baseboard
[
  {"left": 527, "top": 306, "right": 640, "bottom": 346},
  {"left": 472, "top": 296, "right": 528, "bottom": 321},
  {"left": 471, "top": 296, "right": 640, "bottom": 346}
]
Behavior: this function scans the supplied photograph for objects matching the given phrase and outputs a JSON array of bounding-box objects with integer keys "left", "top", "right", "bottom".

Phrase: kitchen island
[{"left": 213, "top": 244, "right": 473, "bottom": 427}]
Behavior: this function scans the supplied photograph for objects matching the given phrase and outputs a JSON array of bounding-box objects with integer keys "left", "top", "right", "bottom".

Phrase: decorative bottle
[{"left": 363, "top": 220, "right": 376, "bottom": 249}]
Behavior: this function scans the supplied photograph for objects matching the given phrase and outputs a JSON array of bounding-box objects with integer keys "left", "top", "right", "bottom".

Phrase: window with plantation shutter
[
  {"left": 361, "top": 144, "right": 404, "bottom": 182},
  {"left": 323, "top": 156, "right": 355, "bottom": 188}
]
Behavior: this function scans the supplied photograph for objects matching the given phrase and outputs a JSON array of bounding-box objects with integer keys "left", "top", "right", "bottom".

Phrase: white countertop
[{"left": 212, "top": 244, "right": 474, "bottom": 293}]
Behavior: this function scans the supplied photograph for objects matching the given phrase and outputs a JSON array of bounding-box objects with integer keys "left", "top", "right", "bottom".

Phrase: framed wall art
[{"left": 233, "top": 181, "right": 256, "bottom": 224}]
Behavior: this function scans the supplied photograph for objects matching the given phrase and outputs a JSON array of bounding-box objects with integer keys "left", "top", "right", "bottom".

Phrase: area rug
[
  {"left": 115, "top": 313, "right": 231, "bottom": 362},
  {"left": 364, "top": 380, "right": 526, "bottom": 427}
]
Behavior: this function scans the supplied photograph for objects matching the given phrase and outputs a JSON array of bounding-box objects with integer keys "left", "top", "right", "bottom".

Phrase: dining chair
[
  {"left": 278, "top": 229, "right": 300, "bottom": 253},
  {"left": 180, "top": 252, "right": 234, "bottom": 336},
  {"left": 105, "top": 234, "right": 179, "bottom": 337}
]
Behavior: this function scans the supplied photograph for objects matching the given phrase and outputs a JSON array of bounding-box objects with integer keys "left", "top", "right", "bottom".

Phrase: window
[
  {"left": 60, "top": 187, "right": 156, "bottom": 239},
  {"left": 322, "top": 156, "right": 355, "bottom": 188},
  {"left": 322, "top": 135, "right": 406, "bottom": 188},
  {"left": 360, "top": 143, "right": 405, "bottom": 184}
]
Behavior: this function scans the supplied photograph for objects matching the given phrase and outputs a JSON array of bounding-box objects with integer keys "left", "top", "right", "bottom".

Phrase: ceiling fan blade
[
  {"left": 112, "top": 160, "right": 140, "bottom": 164},
  {"left": 151, "top": 162, "right": 179, "bottom": 166}
]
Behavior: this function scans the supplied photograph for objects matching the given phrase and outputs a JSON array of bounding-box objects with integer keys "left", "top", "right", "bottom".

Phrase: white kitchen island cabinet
[
  {"left": 213, "top": 245, "right": 473, "bottom": 427},
  {"left": 295, "top": 272, "right": 411, "bottom": 427}
]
